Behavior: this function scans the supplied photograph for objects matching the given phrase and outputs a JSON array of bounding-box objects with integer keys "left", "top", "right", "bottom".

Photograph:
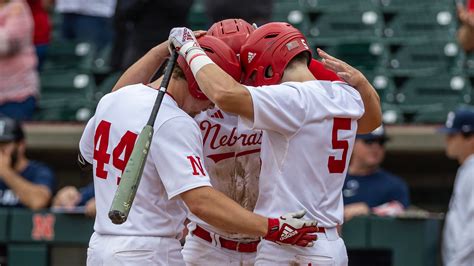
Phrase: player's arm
[
  {"left": 112, "top": 31, "right": 207, "bottom": 92},
  {"left": 181, "top": 187, "right": 317, "bottom": 246},
  {"left": 457, "top": 3, "right": 474, "bottom": 52},
  {"left": 169, "top": 28, "right": 254, "bottom": 120},
  {"left": 318, "top": 49, "right": 382, "bottom": 134},
  {"left": 0, "top": 162, "right": 52, "bottom": 210},
  {"left": 155, "top": 117, "right": 316, "bottom": 246},
  {"left": 196, "top": 64, "right": 254, "bottom": 120}
]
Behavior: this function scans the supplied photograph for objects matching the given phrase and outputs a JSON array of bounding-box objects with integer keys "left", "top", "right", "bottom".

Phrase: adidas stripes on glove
[{"left": 264, "top": 210, "right": 318, "bottom": 247}]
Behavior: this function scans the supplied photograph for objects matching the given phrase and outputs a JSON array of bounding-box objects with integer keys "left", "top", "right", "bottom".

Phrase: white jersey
[
  {"left": 189, "top": 108, "right": 262, "bottom": 239},
  {"left": 241, "top": 80, "right": 364, "bottom": 227},
  {"left": 442, "top": 154, "right": 474, "bottom": 266},
  {"left": 79, "top": 84, "right": 211, "bottom": 238}
]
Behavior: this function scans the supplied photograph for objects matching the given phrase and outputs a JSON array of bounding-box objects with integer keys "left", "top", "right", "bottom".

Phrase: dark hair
[
  {"left": 286, "top": 51, "right": 311, "bottom": 70},
  {"left": 172, "top": 64, "right": 186, "bottom": 81}
]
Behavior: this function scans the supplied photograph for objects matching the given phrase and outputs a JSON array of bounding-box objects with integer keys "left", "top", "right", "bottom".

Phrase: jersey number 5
[
  {"left": 93, "top": 120, "right": 138, "bottom": 184},
  {"left": 328, "top": 117, "right": 351, "bottom": 174}
]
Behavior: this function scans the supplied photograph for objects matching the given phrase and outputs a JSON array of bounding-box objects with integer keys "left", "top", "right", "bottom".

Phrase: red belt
[{"left": 192, "top": 225, "right": 260, "bottom": 253}]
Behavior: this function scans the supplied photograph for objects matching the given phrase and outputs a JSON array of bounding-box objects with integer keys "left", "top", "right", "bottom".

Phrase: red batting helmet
[
  {"left": 240, "top": 22, "right": 312, "bottom": 86},
  {"left": 208, "top": 18, "right": 254, "bottom": 55},
  {"left": 177, "top": 35, "right": 241, "bottom": 100}
]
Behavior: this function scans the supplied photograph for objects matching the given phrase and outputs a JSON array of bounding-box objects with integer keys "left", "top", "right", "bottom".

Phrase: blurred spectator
[
  {"left": 111, "top": 0, "right": 193, "bottom": 71},
  {"left": 26, "top": 0, "right": 51, "bottom": 70},
  {"left": 457, "top": 0, "right": 474, "bottom": 52},
  {"left": 0, "top": 0, "right": 38, "bottom": 121},
  {"left": 204, "top": 0, "right": 272, "bottom": 25},
  {"left": 52, "top": 182, "right": 95, "bottom": 217},
  {"left": 0, "top": 115, "right": 55, "bottom": 210},
  {"left": 55, "top": 0, "right": 116, "bottom": 51},
  {"left": 342, "top": 126, "right": 410, "bottom": 221},
  {"left": 438, "top": 108, "right": 474, "bottom": 266}
]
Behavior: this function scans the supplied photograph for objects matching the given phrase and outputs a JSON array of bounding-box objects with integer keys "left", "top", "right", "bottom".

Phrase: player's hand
[
  {"left": 458, "top": 3, "right": 474, "bottom": 28},
  {"left": 52, "top": 186, "right": 81, "bottom": 209},
  {"left": 0, "top": 147, "right": 14, "bottom": 177},
  {"left": 156, "top": 31, "right": 206, "bottom": 60},
  {"left": 264, "top": 210, "right": 318, "bottom": 247},
  {"left": 84, "top": 198, "right": 96, "bottom": 217},
  {"left": 317, "top": 48, "right": 370, "bottom": 89},
  {"left": 344, "top": 202, "right": 370, "bottom": 221},
  {"left": 168, "top": 27, "right": 201, "bottom": 57}
]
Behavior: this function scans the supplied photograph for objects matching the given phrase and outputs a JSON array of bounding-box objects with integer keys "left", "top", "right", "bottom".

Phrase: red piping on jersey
[
  {"left": 206, "top": 148, "right": 261, "bottom": 163},
  {"left": 166, "top": 92, "right": 177, "bottom": 102},
  {"left": 145, "top": 83, "right": 177, "bottom": 102}
]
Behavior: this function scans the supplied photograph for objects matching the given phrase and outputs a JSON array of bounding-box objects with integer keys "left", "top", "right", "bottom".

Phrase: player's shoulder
[
  {"left": 156, "top": 115, "right": 201, "bottom": 141},
  {"left": 97, "top": 83, "right": 152, "bottom": 108},
  {"left": 194, "top": 107, "right": 235, "bottom": 123},
  {"left": 308, "top": 80, "right": 361, "bottom": 98}
]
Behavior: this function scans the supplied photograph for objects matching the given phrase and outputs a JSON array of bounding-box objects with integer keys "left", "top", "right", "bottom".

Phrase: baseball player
[
  {"left": 184, "top": 19, "right": 359, "bottom": 266},
  {"left": 81, "top": 34, "right": 318, "bottom": 266},
  {"left": 110, "top": 19, "right": 352, "bottom": 265},
  {"left": 169, "top": 22, "right": 381, "bottom": 265}
]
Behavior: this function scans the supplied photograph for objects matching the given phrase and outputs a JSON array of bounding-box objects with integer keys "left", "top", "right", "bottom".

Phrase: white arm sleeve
[
  {"left": 152, "top": 116, "right": 212, "bottom": 199},
  {"left": 240, "top": 83, "right": 307, "bottom": 137},
  {"left": 450, "top": 173, "right": 474, "bottom": 265},
  {"left": 79, "top": 116, "right": 96, "bottom": 164}
]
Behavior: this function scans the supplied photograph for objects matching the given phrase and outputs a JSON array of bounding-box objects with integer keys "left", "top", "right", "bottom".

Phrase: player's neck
[
  {"left": 281, "top": 66, "right": 315, "bottom": 83},
  {"left": 150, "top": 77, "right": 186, "bottom": 107}
]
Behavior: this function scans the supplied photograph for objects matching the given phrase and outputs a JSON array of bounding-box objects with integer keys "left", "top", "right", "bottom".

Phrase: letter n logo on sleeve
[
  {"left": 187, "top": 156, "right": 206, "bottom": 176},
  {"left": 32, "top": 213, "right": 55, "bottom": 241}
]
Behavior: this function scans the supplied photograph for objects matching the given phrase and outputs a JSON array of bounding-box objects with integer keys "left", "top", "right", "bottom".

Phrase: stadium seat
[
  {"left": 364, "top": 72, "right": 396, "bottom": 104},
  {"left": 386, "top": 41, "right": 462, "bottom": 75},
  {"left": 42, "top": 41, "right": 95, "bottom": 72},
  {"left": 188, "top": 0, "right": 210, "bottom": 30},
  {"left": 379, "top": 0, "right": 454, "bottom": 12},
  {"left": 464, "top": 53, "right": 474, "bottom": 76},
  {"left": 382, "top": 8, "right": 457, "bottom": 43},
  {"left": 35, "top": 71, "right": 96, "bottom": 121},
  {"left": 272, "top": 4, "right": 310, "bottom": 33},
  {"left": 298, "top": 0, "right": 379, "bottom": 12},
  {"left": 94, "top": 72, "right": 122, "bottom": 102},
  {"left": 91, "top": 44, "right": 113, "bottom": 75},
  {"left": 381, "top": 103, "right": 404, "bottom": 124},
  {"left": 308, "top": 10, "right": 383, "bottom": 42},
  {"left": 393, "top": 75, "right": 471, "bottom": 123},
  {"left": 314, "top": 41, "right": 387, "bottom": 72}
]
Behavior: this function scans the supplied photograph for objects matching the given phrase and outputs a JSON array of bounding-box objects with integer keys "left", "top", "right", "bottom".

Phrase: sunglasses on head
[{"left": 362, "top": 138, "right": 386, "bottom": 146}]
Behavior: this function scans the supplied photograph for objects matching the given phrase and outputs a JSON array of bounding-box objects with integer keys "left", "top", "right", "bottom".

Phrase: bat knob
[{"left": 108, "top": 210, "right": 127, "bottom": 224}]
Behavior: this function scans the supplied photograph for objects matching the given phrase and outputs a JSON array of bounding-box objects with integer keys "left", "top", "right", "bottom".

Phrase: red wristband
[{"left": 265, "top": 218, "right": 280, "bottom": 238}]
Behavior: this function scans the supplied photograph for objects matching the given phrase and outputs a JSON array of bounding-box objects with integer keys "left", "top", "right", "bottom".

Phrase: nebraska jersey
[
  {"left": 79, "top": 84, "right": 211, "bottom": 237},
  {"left": 189, "top": 108, "right": 262, "bottom": 239},
  {"left": 241, "top": 80, "right": 364, "bottom": 227}
]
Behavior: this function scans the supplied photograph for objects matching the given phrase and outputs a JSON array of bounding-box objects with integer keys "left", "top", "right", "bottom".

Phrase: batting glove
[
  {"left": 264, "top": 210, "right": 318, "bottom": 247},
  {"left": 169, "top": 27, "right": 202, "bottom": 58}
]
